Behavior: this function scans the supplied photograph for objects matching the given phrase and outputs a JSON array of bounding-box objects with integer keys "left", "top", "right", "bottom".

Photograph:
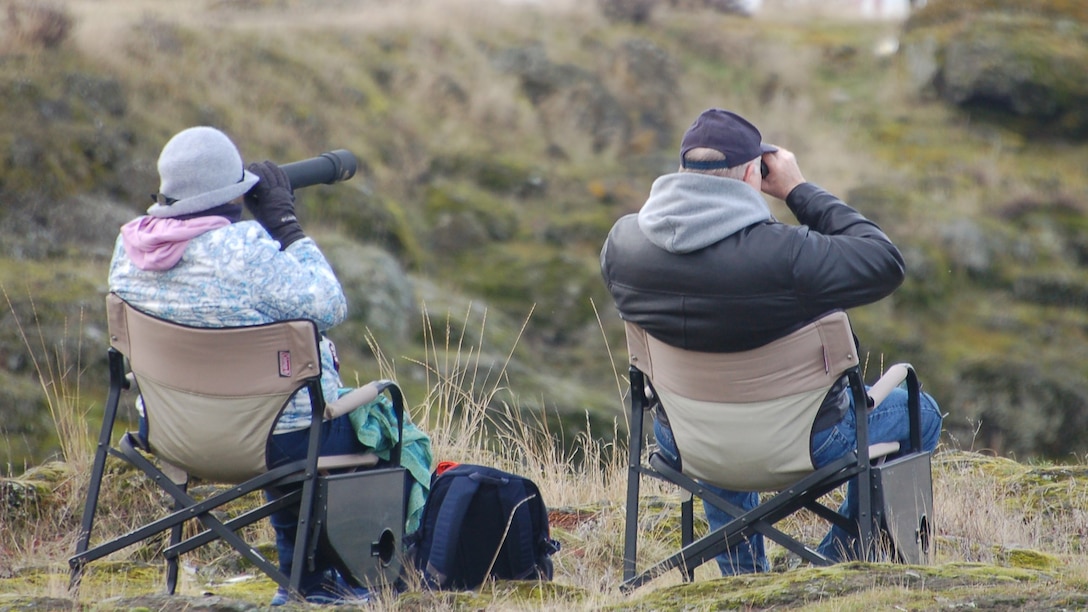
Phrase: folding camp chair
[
  {"left": 69, "top": 293, "right": 409, "bottom": 600},
  {"left": 621, "top": 310, "right": 933, "bottom": 590}
]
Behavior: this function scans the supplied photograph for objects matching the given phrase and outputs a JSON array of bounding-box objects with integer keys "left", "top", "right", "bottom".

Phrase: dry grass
[
  {"left": 0, "top": 287, "right": 93, "bottom": 582},
  {"left": 2, "top": 0, "right": 73, "bottom": 51},
  {"left": 43, "top": 0, "right": 918, "bottom": 210},
  {"left": 0, "top": 284, "right": 1085, "bottom": 609},
  {"left": 374, "top": 304, "right": 630, "bottom": 520},
  {"left": 6, "top": 297, "right": 1088, "bottom": 607},
  {"left": 1, "top": 287, "right": 93, "bottom": 469},
  {"left": 62, "top": 0, "right": 592, "bottom": 58}
]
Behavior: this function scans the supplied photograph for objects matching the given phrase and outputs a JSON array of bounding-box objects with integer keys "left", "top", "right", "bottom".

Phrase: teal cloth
[{"left": 343, "top": 389, "right": 433, "bottom": 534}]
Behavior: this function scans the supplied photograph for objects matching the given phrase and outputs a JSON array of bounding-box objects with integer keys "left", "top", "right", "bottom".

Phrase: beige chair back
[
  {"left": 626, "top": 311, "right": 859, "bottom": 491},
  {"left": 106, "top": 293, "right": 322, "bottom": 483}
]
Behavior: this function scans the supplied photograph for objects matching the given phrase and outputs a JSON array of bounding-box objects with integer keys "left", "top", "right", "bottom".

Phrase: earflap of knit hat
[{"left": 148, "top": 126, "right": 259, "bottom": 218}]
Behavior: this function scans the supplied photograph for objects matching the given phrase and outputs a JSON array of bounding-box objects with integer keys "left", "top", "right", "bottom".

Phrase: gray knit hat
[{"left": 147, "top": 126, "right": 259, "bottom": 218}]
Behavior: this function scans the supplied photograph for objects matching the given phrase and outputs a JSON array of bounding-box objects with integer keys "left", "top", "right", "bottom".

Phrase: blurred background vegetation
[{"left": 3, "top": 0, "right": 1088, "bottom": 473}]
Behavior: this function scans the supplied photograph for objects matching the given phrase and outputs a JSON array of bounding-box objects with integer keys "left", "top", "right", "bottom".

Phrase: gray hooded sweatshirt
[{"left": 637, "top": 172, "right": 773, "bottom": 254}]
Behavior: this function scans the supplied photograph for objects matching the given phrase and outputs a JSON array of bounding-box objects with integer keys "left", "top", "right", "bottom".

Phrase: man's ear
[{"left": 742, "top": 160, "right": 757, "bottom": 182}]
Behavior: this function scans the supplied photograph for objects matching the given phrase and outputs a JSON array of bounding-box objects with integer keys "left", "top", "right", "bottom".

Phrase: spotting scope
[{"left": 280, "top": 149, "right": 357, "bottom": 189}]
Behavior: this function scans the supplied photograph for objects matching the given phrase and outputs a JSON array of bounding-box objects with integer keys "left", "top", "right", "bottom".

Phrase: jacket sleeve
[
  {"left": 246, "top": 236, "right": 348, "bottom": 332},
  {"left": 785, "top": 182, "right": 906, "bottom": 312}
]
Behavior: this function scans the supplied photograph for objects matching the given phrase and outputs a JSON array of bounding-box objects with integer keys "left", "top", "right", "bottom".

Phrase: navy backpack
[{"left": 406, "top": 463, "right": 560, "bottom": 590}]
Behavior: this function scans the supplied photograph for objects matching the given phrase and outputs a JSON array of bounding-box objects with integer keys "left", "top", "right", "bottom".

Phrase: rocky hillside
[{"left": 3, "top": 0, "right": 1088, "bottom": 468}]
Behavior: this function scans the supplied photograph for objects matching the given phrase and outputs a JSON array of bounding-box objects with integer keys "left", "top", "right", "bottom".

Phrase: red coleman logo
[{"left": 278, "top": 351, "right": 292, "bottom": 377}]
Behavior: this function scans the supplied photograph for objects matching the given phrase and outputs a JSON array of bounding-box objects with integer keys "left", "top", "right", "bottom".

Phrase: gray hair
[{"left": 680, "top": 147, "right": 755, "bottom": 180}]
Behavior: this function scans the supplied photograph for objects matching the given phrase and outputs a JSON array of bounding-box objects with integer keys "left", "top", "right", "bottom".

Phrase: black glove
[{"left": 244, "top": 160, "right": 305, "bottom": 249}]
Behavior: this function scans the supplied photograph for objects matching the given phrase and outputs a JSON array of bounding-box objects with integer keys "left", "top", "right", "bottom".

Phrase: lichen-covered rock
[
  {"left": 0, "top": 462, "right": 76, "bottom": 558},
  {"left": 950, "top": 360, "right": 1088, "bottom": 460},
  {"left": 903, "top": 2, "right": 1088, "bottom": 138},
  {"left": 316, "top": 232, "right": 415, "bottom": 350}
]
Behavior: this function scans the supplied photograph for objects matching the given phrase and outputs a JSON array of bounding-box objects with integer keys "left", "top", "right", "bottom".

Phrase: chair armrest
[
  {"left": 318, "top": 452, "right": 380, "bottom": 472},
  {"left": 868, "top": 441, "right": 900, "bottom": 460},
  {"left": 323, "top": 379, "right": 406, "bottom": 467},
  {"left": 324, "top": 381, "right": 382, "bottom": 420},
  {"left": 868, "top": 362, "right": 926, "bottom": 455},
  {"left": 867, "top": 363, "right": 911, "bottom": 409}
]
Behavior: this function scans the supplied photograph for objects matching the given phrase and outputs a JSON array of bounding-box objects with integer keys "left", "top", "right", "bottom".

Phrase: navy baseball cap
[{"left": 679, "top": 108, "right": 778, "bottom": 170}]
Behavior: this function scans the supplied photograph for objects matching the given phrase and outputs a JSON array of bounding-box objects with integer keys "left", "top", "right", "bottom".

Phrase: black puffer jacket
[{"left": 601, "top": 176, "right": 904, "bottom": 353}]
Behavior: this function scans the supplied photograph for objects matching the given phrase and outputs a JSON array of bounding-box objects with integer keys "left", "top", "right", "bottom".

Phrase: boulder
[
  {"left": 318, "top": 233, "right": 415, "bottom": 351},
  {"left": 951, "top": 359, "right": 1088, "bottom": 459},
  {"left": 904, "top": 4, "right": 1088, "bottom": 137}
]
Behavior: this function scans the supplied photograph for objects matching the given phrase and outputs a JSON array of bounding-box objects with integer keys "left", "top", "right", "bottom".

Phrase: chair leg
[
  {"left": 848, "top": 368, "right": 880, "bottom": 562},
  {"left": 70, "top": 435, "right": 298, "bottom": 592},
  {"left": 623, "top": 454, "right": 862, "bottom": 590},
  {"left": 623, "top": 367, "right": 647, "bottom": 584},
  {"left": 681, "top": 494, "right": 694, "bottom": 582},
  {"left": 289, "top": 403, "right": 326, "bottom": 595},
  {"left": 68, "top": 350, "right": 126, "bottom": 594},
  {"left": 165, "top": 494, "right": 186, "bottom": 594},
  {"left": 858, "top": 465, "right": 877, "bottom": 561},
  {"left": 69, "top": 444, "right": 108, "bottom": 592}
]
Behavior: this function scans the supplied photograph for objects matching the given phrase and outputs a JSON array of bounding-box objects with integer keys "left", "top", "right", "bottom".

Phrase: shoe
[
  {"left": 304, "top": 571, "right": 371, "bottom": 605},
  {"left": 270, "top": 586, "right": 290, "bottom": 607}
]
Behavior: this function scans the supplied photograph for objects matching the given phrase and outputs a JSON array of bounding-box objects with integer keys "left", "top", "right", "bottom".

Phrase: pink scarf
[{"left": 120, "top": 216, "right": 231, "bottom": 271}]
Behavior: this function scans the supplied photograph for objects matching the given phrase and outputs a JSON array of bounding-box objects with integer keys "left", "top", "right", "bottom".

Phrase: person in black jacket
[{"left": 601, "top": 108, "right": 943, "bottom": 575}]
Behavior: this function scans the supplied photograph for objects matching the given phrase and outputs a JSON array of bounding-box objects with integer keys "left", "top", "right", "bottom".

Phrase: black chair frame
[
  {"left": 69, "top": 337, "right": 405, "bottom": 600},
  {"left": 622, "top": 360, "right": 926, "bottom": 591}
]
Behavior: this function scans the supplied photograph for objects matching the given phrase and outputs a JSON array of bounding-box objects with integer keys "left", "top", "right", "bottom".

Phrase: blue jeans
[
  {"left": 265, "top": 414, "right": 367, "bottom": 591},
  {"left": 653, "top": 386, "right": 943, "bottom": 576}
]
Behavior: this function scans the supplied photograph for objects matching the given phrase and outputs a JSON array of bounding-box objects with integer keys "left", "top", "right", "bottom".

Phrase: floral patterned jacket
[{"left": 108, "top": 218, "right": 347, "bottom": 433}]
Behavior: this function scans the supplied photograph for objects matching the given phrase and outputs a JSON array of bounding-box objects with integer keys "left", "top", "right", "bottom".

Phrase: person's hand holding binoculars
[{"left": 759, "top": 147, "right": 805, "bottom": 201}]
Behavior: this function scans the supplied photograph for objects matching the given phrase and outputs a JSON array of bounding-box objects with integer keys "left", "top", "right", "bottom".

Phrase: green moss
[
  {"left": 423, "top": 181, "right": 521, "bottom": 243},
  {"left": 614, "top": 562, "right": 1058, "bottom": 611},
  {"left": 430, "top": 152, "right": 542, "bottom": 194},
  {"left": 1002, "top": 465, "right": 1088, "bottom": 520},
  {"left": 304, "top": 189, "right": 426, "bottom": 267},
  {"left": 453, "top": 243, "right": 608, "bottom": 341},
  {"left": 0, "top": 462, "right": 73, "bottom": 518},
  {"left": 910, "top": 0, "right": 1088, "bottom": 27},
  {"left": 999, "top": 548, "right": 1062, "bottom": 571},
  {"left": 540, "top": 208, "right": 618, "bottom": 248}
]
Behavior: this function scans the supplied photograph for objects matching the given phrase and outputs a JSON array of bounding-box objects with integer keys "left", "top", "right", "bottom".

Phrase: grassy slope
[
  {"left": 2, "top": 0, "right": 1085, "bottom": 465},
  {"left": 4, "top": 1, "right": 1088, "bottom": 606}
]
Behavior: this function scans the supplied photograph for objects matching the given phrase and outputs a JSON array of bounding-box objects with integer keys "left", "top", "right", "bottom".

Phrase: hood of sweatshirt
[
  {"left": 120, "top": 215, "right": 231, "bottom": 271},
  {"left": 637, "top": 172, "right": 772, "bottom": 254}
]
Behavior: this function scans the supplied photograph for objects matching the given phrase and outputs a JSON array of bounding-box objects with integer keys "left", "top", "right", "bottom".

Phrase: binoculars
[{"left": 281, "top": 149, "right": 357, "bottom": 190}]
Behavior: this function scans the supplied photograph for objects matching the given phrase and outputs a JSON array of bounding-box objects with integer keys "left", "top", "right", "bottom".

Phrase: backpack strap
[
  {"left": 496, "top": 477, "right": 540, "bottom": 580},
  {"left": 426, "top": 472, "right": 484, "bottom": 582}
]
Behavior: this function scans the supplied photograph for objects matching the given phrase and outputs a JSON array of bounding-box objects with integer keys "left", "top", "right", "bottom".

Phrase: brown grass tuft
[{"left": 3, "top": 0, "right": 72, "bottom": 51}]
